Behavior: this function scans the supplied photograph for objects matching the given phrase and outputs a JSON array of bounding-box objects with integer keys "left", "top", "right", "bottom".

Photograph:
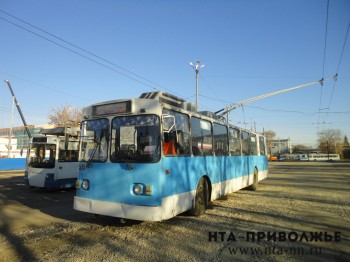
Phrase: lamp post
[{"left": 190, "top": 60, "right": 204, "bottom": 111}]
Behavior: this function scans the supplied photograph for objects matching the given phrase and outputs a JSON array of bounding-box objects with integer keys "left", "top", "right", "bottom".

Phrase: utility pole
[
  {"left": 190, "top": 60, "right": 204, "bottom": 111},
  {"left": 7, "top": 96, "right": 14, "bottom": 158}
]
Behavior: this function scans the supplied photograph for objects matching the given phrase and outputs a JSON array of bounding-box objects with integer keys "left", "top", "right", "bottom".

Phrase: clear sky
[{"left": 0, "top": 0, "right": 349, "bottom": 147}]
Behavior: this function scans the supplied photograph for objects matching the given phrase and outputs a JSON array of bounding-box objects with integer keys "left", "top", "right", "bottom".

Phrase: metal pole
[
  {"left": 8, "top": 96, "right": 14, "bottom": 158},
  {"left": 195, "top": 68, "right": 199, "bottom": 111},
  {"left": 190, "top": 60, "right": 204, "bottom": 112}
]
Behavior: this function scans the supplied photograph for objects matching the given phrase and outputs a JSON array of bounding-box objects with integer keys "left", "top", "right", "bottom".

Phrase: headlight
[
  {"left": 133, "top": 183, "right": 144, "bottom": 195},
  {"left": 81, "top": 179, "right": 90, "bottom": 190}
]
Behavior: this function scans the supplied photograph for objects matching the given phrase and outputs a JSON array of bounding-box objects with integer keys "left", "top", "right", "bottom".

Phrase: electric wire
[
  {"left": 324, "top": 21, "right": 350, "bottom": 120},
  {"left": 0, "top": 10, "right": 169, "bottom": 92},
  {"left": 198, "top": 72, "right": 221, "bottom": 99},
  {"left": 322, "top": 0, "right": 330, "bottom": 78},
  {"left": 1, "top": 70, "right": 91, "bottom": 101},
  {"left": 0, "top": 10, "right": 182, "bottom": 97},
  {"left": 317, "top": 0, "right": 330, "bottom": 127},
  {"left": 1, "top": 8, "right": 348, "bottom": 136},
  {"left": 335, "top": 22, "right": 350, "bottom": 73},
  {"left": 199, "top": 94, "right": 350, "bottom": 115}
]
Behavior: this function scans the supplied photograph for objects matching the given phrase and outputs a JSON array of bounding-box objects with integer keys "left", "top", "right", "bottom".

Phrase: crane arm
[{"left": 4, "top": 80, "right": 32, "bottom": 138}]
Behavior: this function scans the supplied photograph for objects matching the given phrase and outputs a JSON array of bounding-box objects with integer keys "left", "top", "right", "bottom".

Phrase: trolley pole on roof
[
  {"left": 4, "top": 80, "right": 32, "bottom": 138},
  {"left": 214, "top": 77, "right": 330, "bottom": 123},
  {"left": 190, "top": 60, "right": 205, "bottom": 111}
]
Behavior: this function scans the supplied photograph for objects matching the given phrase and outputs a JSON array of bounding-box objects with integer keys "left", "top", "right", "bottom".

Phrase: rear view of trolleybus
[
  {"left": 74, "top": 91, "right": 268, "bottom": 221},
  {"left": 25, "top": 126, "right": 80, "bottom": 189}
]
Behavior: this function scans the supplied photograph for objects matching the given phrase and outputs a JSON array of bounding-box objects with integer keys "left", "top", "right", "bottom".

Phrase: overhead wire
[
  {"left": 0, "top": 15, "right": 156, "bottom": 90},
  {"left": 0, "top": 10, "right": 182, "bottom": 97},
  {"left": 0, "top": 80, "right": 50, "bottom": 129},
  {"left": 0, "top": 10, "right": 169, "bottom": 91},
  {"left": 324, "top": 21, "right": 350, "bottom": 120},
  {"left": 1, "top": 8, "right": 348, "bottom": 132},
  {"left": 198, "top": 71, "right": 221, "bottom": 99},
  {"left": 0, "top": 70, "right": 91, "bottom": 101},
  {"left": 321, "top": 0, "right": 330, "bottom": 78},
  {"left": 317, "top": 0, "right": 330, "bottom": 128}
]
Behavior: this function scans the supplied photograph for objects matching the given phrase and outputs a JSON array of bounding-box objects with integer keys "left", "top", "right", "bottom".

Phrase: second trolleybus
[
  {"left": 74, "top": 91, "right": 268, "bottom": 221},
  {"left": 308, "top": 153, "right": 340, "bottom": 161},
  {"left": 25, "top": 126, "right": 80, "bottom": 189}
]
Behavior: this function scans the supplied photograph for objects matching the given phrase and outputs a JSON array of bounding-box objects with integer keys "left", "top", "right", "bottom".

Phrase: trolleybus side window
[
  {"left": 191, "top": 117, "right": 213, "bottom": 156},
  {"left": 241, "top": 131, "right": 250, "bottom": 156},
  {"left": 80, "top": 118, "right": 109, "bottom": 162},
  {"left": 58, "top": 140, "right": 79, "bottom": 162},
  {"left": 110, "top": 115, "right": 160, "bottom": 162},
  {"left": 213, "top": 123, "right": 228, "bottom": 156},
  {"left": 259, "top": 136, "right": 266, "bottom": 155},
  {"left": 250, "top": 134, "right": 258, "bottom": 155},
  {"left": 162, "top": 109, "right": 190, "bottom": 156},
  {"left": 229, "top": 127, "right": 241, "bottom": 156}
]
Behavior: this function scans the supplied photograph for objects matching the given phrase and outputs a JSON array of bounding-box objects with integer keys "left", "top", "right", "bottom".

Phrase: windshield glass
[
  {"left": 80, "top": 118, "right": 109, "bottom": 162},
  {"left": 28, "top": 143, "right": 56, "bottom": 168},
  {"left": 111, "top": 115, "right": 160, "bottom": 163}
]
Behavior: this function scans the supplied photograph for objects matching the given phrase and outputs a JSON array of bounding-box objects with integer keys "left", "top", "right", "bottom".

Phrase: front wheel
[{"left": 191, "top": 177, "right": 209, "bottom": 216}]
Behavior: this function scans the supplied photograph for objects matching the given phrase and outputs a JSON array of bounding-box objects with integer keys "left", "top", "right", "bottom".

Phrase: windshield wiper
[
  {"left": 118, "top": 149, "right": 134, "bottom": 170},
  {"left": 86, "top": 141, "right": 101, "bottom": 167},
  {"left": 86, "top": 129, "right": 106, "bottom": 166}
]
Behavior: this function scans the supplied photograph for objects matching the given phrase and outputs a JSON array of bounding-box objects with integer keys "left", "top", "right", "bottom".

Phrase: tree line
[{"left": 264, "top": 129, "right": 350, "bottom": 159}]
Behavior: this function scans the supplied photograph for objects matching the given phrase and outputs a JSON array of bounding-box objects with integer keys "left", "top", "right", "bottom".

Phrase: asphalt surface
[{"left": 1, "top": 161, "right": 349, "bottom": 261}]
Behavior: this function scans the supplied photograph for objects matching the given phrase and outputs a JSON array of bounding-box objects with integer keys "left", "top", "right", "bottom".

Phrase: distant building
[
  {"left": 0, "top": 124, "right": 55, "bottom": 158},
  {"left": 270, "top": 138, "right": 292, "bottom": 156}
]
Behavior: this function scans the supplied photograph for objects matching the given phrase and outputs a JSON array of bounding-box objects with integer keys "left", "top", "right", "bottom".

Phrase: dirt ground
[{"left": 1, "top": 161, "right": 349, "bottom": 262}]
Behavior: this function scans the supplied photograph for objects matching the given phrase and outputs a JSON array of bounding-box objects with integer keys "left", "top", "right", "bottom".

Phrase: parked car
[
  {"left": 299, "top": 154, "right": 309, "bottom": 161},
  {"left": 268, "top": 155, "right": 278, "bottom": 161},
  {"left": 278, "top": 156, "right": 286, "bottom": 161}
]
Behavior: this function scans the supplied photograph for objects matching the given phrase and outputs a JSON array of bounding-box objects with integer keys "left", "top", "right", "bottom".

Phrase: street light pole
[{"left": 190, "top": 60, "right": 204, "bottom": 111}]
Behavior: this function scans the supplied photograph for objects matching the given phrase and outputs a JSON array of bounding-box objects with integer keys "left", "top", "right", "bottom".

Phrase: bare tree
[
  {"left": 292, "top": 144, "right": 312, "bottom": 154},
  {"left": 48, "top": 105, "right": 82, "bottom": 126},
  {"left": 317, "top": 129, "right": 342, "bottom": 154},
  {"left": 264, "top": 130, "right": 276, "bottom": 155}
]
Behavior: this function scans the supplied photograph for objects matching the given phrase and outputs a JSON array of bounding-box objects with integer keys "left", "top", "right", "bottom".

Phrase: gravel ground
[{"left": 1, "top": 162, "right": 349, "bottom": 262}]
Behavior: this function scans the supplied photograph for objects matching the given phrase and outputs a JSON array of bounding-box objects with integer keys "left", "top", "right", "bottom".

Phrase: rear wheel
[{"left": 191, "top": 177, "right": 209, "bottom": 216}]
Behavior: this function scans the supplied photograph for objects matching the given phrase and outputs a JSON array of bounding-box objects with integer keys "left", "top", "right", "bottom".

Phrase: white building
[
  {"left": 269, "top": 138, "right": 292, "bottom": 156},
  {"left": 0, "top": 137, "right": 27, "bottom": 158},
  {"left": 0, "top": 124, "right": 56, "bottom": 158}
]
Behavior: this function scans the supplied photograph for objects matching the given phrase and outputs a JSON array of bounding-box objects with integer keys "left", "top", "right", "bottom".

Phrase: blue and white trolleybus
[{"left": 74, "top": 91, "right": 268, "bottom": 221}]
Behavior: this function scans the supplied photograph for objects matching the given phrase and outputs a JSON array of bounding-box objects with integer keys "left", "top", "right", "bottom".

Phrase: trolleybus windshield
[
  {"left": 110, "top": 115, "right": 160, "bottom": 163},
  {"left": 80, "top": 118, "right": 109, "bottom": 162},
  {"left": 28, "top": 143, "right": 56, "bottom": 168}
]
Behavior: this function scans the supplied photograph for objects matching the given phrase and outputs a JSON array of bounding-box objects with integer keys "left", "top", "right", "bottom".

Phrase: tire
[
  {"left": 248, "top": 168, "right": 258, "bottom": 191},
  {"left": 191, "top": 177, "right": 209, "bottom": 216}
]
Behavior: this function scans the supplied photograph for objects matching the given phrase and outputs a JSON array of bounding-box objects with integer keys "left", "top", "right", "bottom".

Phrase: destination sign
[{"left": 93, "top": 101, "right": 131, "bottom": 116}]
